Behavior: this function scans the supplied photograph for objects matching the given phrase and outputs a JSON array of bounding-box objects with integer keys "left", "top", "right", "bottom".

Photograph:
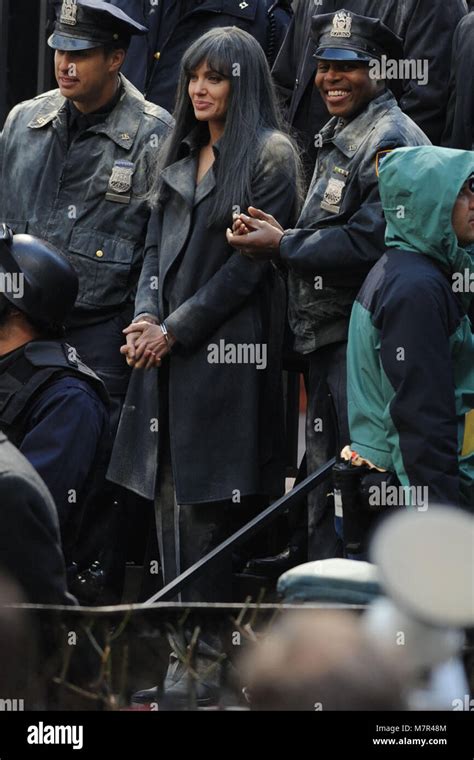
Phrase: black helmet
[{"left": 0, "top": 224, "right": 78, "bottom": 332}]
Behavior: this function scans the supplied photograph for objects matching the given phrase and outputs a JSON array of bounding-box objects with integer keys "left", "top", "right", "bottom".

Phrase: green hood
[{"left": 378, "top": 146, "right": 474, "bottom": 306}]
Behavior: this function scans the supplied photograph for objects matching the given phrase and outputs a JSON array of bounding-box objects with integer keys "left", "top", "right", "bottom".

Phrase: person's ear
[{"left": 108, "top": 48, "right": 126, "bottom": 74}]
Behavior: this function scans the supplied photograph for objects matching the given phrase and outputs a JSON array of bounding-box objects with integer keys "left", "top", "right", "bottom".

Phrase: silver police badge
[
  {"left": 106, "top": 161, "right": 135, "bottom": 204},
  {"left": 60, "top": 0, "right": 78, "bottom": 26},
  {"left": 321, "top": 177, "right": 346, "bottom": 213},
  {"left": 330, "top": 11, "right": 352, "bottom": 38}
]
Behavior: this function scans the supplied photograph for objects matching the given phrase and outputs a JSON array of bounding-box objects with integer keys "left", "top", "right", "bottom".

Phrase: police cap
[
  {"left": 48, "top": 0, "right": 148, "bottom": 52},
  {"left": 312, "top": 9, "right": 403, "bottom": 63}
]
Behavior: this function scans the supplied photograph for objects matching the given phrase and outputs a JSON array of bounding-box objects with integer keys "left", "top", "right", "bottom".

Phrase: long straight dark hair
[{"left": 150, "top": 26, "right": 300, "bottom": 226}]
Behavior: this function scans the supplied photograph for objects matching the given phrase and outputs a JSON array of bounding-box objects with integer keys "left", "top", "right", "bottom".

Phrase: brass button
[
  {"left": 154, "top": 51, "right": 161, "bottom": 60},
  {"left": 95, "top": 250, "right": 104, "bottom": 258}
]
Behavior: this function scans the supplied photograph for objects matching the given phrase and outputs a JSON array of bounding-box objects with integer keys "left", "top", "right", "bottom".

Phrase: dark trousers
[
  {"left": 306, "top": 341, "right": 350, "bottom": 560},
  {"left": 66, "top": 309, "right": 147, "bottom": 601},
  {"left": 141, "top": 441, "right": 262, "bottom": 603}
]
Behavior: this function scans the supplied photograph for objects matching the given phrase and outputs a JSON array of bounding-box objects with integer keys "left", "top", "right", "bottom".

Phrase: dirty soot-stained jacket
[
  {"left": 0, "top": 76, "right": 173, "bottom": 323},
  {"left": 129, "top": 129, "right": 300, "bottom": 505},
  {"left": 282, "top": 90, "right": 430, "bottom": 356}
]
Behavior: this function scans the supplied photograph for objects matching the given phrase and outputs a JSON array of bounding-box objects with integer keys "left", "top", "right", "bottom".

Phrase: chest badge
[
  {"left": 321, "top": 177, "right": 346, "bottom": 213},
  {"left": 60, "top": 0, "right": 78, "bottom": 26},
  {"left": 330, "top": 11, "right": 352, "bottom": 38},
  {"left": 105, "top": 160, "right": 135, "bottom": 204}
]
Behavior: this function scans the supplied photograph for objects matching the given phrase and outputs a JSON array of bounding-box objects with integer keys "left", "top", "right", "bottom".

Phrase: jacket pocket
[{"left": 67, "top": 227, "right": 136, "bottom": 309}]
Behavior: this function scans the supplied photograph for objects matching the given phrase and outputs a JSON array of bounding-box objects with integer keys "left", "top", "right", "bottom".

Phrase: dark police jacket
[
  {"left": 442, "top": 12, "right": 474, "bottom": 150},
  {"left": 110, "top": 0, "right": 292, "bottom": 113},
  {"left": 281, "top": 91, "right": 429, "bottom": 355},
  {"left": 0, "top": 76, "right": 173, "bottom": 324},
  {"left": 111, "top": 129, "right": 299, "bottom": 504},
  {"left": 0, "top": 341, "right": 110, "bottom": 563},
  {"left": 272, "top": 0, "right": 467, "bottom": 177},
  {"left": 0, "top": 431, "right": 75, "bottom": 605}
]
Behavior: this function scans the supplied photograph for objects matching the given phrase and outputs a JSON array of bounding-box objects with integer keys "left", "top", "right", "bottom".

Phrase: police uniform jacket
[
  {"left": 111, "top": 0, "right": 292, "bottom": 113},
  {"left": 282, "top": 90, "right": 429, "bottom": 355},
  {"left": 0, "top": 76, "right": 173, "bottom": 325},
  {"left": 442, "top": 12, "right": 474, "bottom": 151},
  {"left": 0, "top": 341, "right": 110, "bottom": 564}
]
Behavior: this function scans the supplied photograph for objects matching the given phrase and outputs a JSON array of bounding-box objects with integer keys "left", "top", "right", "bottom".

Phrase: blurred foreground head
[
  {"left": 240, "top": 610, "right": 406, "bottom": 711},
  {"left": 0, "top": 574, "right": 41, "bottom": 706}
]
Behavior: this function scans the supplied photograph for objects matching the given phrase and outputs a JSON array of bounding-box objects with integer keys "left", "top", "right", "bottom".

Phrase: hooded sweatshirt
[{"left": 347, "top": 146, "right": 474, "bottom": 509}]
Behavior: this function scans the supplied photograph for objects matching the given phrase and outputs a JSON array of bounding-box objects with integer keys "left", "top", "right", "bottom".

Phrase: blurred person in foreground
[{"left": 240, "top": 610, "right": 406, "bottom": 710}]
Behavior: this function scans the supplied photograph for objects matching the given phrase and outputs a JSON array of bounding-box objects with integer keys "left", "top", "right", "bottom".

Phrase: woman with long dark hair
[{"left": 119, "top": 28, "right": 300, "bottom": 699}]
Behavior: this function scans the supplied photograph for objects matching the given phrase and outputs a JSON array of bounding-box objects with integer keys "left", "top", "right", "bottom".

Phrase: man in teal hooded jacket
[{"left": 347, "top": 146, "right": 474, "bottom": 514}]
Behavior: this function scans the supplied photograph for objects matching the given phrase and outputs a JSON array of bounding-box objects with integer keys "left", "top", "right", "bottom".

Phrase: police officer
[
  {"left": 0, "top": 225, "right": 110, "bottom": 578},
  {"left": 272, "top": 0, "right": 466, "bottom": 183},
  {"left": 227, "top": 10, "right": 429, "bottom": 561},
  {"left": 0, "top": 0, "right": 173, "bottom": 428},
  {"left": 106, "top": 0, "right": 293, "bottom": 113}
]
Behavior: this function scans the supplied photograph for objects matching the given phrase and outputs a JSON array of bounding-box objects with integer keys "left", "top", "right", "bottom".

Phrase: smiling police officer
[
  {"left": 0, "top": 0, "right": 173, "bottom": 427},
  {"left": 227, "top": 10, "right": 430, "bottom": 562}
]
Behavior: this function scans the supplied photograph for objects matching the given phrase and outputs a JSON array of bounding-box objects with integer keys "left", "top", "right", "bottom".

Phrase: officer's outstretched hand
[{"left": 226, "top": 206, "right": 284, "bottom": 260}]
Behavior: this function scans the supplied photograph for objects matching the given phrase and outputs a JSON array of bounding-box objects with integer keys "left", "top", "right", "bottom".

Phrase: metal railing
[{"left": 144, "top": 457, "right": 335, "bottom": 603}]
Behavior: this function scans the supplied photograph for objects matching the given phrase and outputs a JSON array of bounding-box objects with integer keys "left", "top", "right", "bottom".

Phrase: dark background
[{"left": 0, "top": 0, "right": 55, "bottom": 128}]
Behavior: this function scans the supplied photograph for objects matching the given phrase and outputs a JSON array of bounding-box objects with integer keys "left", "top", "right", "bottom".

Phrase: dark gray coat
[{"left": 123, "top": 130, "right": 299, "bottom": 504}]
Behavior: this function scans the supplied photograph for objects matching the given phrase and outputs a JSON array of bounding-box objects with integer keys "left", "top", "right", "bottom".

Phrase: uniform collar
[
  {"left": 324, "top": 90, "right": 397, "bottom": 158},
  {"left": 27, "top": 75, "right": 147, "bottom": 150},
  {"left": 66, "top": 79, "right": 123, "bottom": 132}
]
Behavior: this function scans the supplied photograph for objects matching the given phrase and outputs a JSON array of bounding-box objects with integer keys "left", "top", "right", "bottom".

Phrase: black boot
[{"left": 244, "top": 544, "right": 306, "bottom": 580}]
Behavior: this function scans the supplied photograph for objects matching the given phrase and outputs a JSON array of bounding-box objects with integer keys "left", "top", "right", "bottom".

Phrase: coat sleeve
[
  {"left": 441, "top": 13, "right": 474, "bottom": 150},
  {"left": 398, "top": 0, "right": 466, "bottom": 145},
  {"left": 378, "top": 279, "right": 460, "bottom": 506},
  {"left": 133, "top": 211, "right": 161, "bottom": 320},
  {"left": 164, "top": 135, "right": 299, "bottom": 349},
  {"left": 271, "top": 0, "right": 306, "bottom": 109}
]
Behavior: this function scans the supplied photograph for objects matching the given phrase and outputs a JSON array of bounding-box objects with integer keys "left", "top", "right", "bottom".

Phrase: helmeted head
[
  {"left": 48, "top": 0, "right": 147, "bottom": 52},
  {"left": 0, "top": 225, "right": 78, "bottom": 337}
]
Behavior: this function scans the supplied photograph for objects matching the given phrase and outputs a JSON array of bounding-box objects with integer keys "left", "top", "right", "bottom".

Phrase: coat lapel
[{"left": 158, "top": 155, "right": 195, "bottom": 295}]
